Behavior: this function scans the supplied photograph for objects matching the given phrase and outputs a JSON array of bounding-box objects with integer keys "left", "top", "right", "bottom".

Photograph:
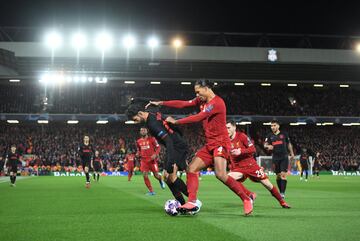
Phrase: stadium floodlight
[
  {"left": 339, "top": 84, "right": 349, "bottom": 88},
  {"left": 125, "top": 120, "right": 135, "bottom": 124},
  {"left": 322, "top": 122, "right": 334, "bottom": 126},
  {"left": 287, "top": 83, "right": 298, "bottom": 87},
  {"left": 96, "top": 120, "right": 108, "bottom": 124},
  {"left": 237, "top": 121, "right": 251, "bottom": 125},
  {"left": 351, "top": 123, "right": 360, "bottom": 126},
  {"left": 342, "top": 123, "right": 352, "bottom": 126},
  {"left": 71, "top": 32, "right": 87, "bottom": 50},
  {"left": 297, "top": 122, "right": 307, "bottom": 125},
  {"left": 37, "top": 120, "right": 49, "bottom": 124},
  {"left": 7, "top": 120, "right": 19, "bottom": 124},
  {"left": 150, "top": 81, "right": 161, "bottom": 85},
  {"left": 81, "top": 76, "right": 87, "bottom": 83},
  {"left": 66, "top": 76, "right": 72, "bottom": 82},
  {"left": 88, "top": 77, "right": 93, "bottom": 82},
  {"left": 262, "top": 122, "right": 272, "bottom": 126},
  {"left": 172, "top": 38, "right": 183, "bottom": 48},
  {"left": 74, "top": 76, "right": 80, "bottom": 82},
  {"left": 181, "top": 82, "right": 191, "bottom": 85},
  {"left": 124, "top": 81, "right": 135, "bottom": 84},
  {"left": 122, "top": 35, "right": 137, "bottom": 49},
  {"left": 95, "top": 31, "right": 113, "bottom": 52},
  {"left": 290, "top": 123, "right": 299, "bottom": 126},
  {"left": 314, "top": 84, "right": 324, "bottom": 88},
  {"left": 147, "top": 37, "right": 159, "bottom": 48},
  {"left": 316, "top": 123, "right": 322, "bottom": 126},
  {"left": 356, "top": 44, "right": 360, "bottom": 52},
  {"left": 45, "top": 31, "right": 62, "bottom": 50},
  {"left": 234, "top": 82, "right": 245, "bottom": 86},
  {"left": 9, "top": 79, "right": 20, "bottom": 83},
  {"left": 67, "top": 120, "right": 79, "bottom": 124},
  {"left": 261, "top": 83, "right": 271, "bottom": 86}
]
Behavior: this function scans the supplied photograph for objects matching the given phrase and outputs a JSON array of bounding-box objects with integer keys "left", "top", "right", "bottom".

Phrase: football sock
[
  {"left": 186, "top": 172, "right": 199, "bottom": 202},
  {"left": 85, "top": 172, "right": 90, "bottom": 183},
  {"left": 225, "top": 176, "right": 251, "bottom": 201},
  {"left": 167, "top": 181, "right": 185, "bottom": 205},
  {"left": 173, "top": 178, "right": 188, "bottom": 196},
  {"left": 144, "top": 176, "right": 153, "bottom": 192},
  {"left": 270, "top": 186, "right": 283, "bottom": 202}
]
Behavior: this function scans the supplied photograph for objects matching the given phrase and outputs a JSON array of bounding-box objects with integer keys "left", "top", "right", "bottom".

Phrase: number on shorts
[{"left": 255, "top": 169, "right": 265, "bottom": 178}]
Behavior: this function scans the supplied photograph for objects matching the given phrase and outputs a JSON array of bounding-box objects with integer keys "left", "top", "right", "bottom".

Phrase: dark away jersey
[
  {"left": 78, "top": 144, "right": 95, "bottom": 161},
  {"left": 265, "top": 131, "right": 290, "bottom": 160}
]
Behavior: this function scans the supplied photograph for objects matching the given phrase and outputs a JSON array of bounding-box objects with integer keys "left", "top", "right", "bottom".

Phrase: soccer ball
[{"left": 164, "top": 199, "right": 181, "bottom": 216}]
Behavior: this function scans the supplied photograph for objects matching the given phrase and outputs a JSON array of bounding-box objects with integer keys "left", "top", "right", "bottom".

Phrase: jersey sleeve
[
  {"left": 147, "top": 116, "right": 170, "bottom": 140},
  {"left": 284, "top": 132, "right": 291, "bottom": 144},
  {"left": 264, "top": 133, "right": 272, "bottom": 145},
  {"left": 176, "top": 101, "right": 216, "bottom": 125},
  {"left": 162, "top": 97, "right": 200, "bottom": 109},
  {"left": 239, "top": 134, "right": 256, "bottom": 155}
]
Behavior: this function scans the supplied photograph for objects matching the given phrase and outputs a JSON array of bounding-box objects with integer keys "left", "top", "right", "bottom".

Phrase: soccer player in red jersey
[
  {"left": 125, "top": 150, "right": 136, "bottom": 181},
  {"left": 147, "top": 79, "right": 253, "bottom": 215},
  {"left": 136, "top": 127, "right": 165, "bottom": 195},
  {"left": 226, "top": 120, "right": 290, "bottom": 208}
]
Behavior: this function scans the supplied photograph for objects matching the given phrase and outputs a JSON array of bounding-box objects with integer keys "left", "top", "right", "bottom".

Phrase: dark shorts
[
  {"left": 301, "top": 163, "right": 309, "bottom": 171},
  {"left": 9, "top": 164, "right": 18, "bottom": 173},
  {"left": 93, "top": 162, "right": 102, "bottom": 172},
  {"left": 82, "top": 160, "right": 91, "bottom": 169},
  {"left": 272, "top": 157, "right": 289, "bottom": 174},
  {"left": 165, "top": 148, "right": 188, "bottom": 174}
]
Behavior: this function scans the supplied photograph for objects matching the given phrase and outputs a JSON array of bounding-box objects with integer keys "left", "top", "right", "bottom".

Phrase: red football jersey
[
  {"left": 136, "top": 137, "right": 160, "bottom": 162},
  {"left": 125, "top": 153, "right": 136, "bottom": 163},
  {"left": 163, "top": 96, "right": 230, "bottom": 150},
  {"left": 230, "top": 132, "right": 257, "bottom": 169}
]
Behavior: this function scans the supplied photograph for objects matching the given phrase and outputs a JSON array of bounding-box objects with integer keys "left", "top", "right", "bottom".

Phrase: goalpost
[{"left": 257, "top": 155, "right": 312, "bottom": 175}]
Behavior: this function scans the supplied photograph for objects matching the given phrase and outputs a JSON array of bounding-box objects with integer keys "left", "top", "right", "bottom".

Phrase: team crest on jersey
[{"left": 204, "top": 104, "right": 214, "bottom": 113}]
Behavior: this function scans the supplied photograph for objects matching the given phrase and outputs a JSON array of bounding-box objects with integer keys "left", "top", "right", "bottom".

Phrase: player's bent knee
[{"left": 228, "top": 172, "right": 243, "bottom": 180}]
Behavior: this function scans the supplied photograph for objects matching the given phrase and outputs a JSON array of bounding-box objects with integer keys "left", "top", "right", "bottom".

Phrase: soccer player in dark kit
[
  {"left": 299, "top": 148, "right": 310, "bottom": 182},
  {"left": 78, "top": 135, "right": 95, "bottom": 188},
  {"left": 126, "top": 98, "right": 194, "bottom": 206},
  {"left": 264, "top": 120, "right": 295, "bottom": 199},
  {"left": 3, "top": 145, "right": 20, "bottom": 187},
  {"left": 147, "top": 79, "right": 253, "bottom": 216},
  {"left": 91, "top": 150, "right": 103, "bottom": 182}
]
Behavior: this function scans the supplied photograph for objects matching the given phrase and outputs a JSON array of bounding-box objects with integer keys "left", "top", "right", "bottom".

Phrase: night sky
[{"left": 1, "top": 0, "right": 360, "bottom": 35}]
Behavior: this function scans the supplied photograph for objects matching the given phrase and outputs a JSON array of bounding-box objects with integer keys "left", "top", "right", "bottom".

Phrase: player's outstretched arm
[{"left": 166, "top": 111, "right": 210, "bottom": 125}]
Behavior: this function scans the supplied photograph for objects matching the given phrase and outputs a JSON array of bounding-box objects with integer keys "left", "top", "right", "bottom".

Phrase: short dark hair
[
  {"left": 226, "top": 119, "right": 236, "bottom": 126},
  {"left": 125, "top": 97, "right": 160, "bottom": 120},
  {"left": 271, "top": 119, "right": 280, "bottom": 125},
  {"left": 195, "top": 79, "right": 215, "bottom": 89}
]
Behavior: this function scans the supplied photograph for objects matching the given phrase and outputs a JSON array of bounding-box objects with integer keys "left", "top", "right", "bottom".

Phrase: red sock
[
  {"left": 238, "top": 181, "right": 252, "bottom": 196},
  {"left": 143, "top": 176, "right": 153, "bottom": 192},
  {"left": 225, "top": 176, "right": 251, "bottom": 201},
  {"left": 187, "top": 172, "right": 199, "bottom": 202},
  {"left": 270, "top": 186, "right": 283, "bottom": 202},
  {"left": 128, "top": 171, "right": 133, "bottom": 181}
]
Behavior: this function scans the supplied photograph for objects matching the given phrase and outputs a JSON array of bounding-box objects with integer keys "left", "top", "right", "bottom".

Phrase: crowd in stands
[
  {"left": 1, "top": 84, "right": 359, "bottom": 116},
  {"left": 0, "top": 123, "right": 359, "bottom": 176}
]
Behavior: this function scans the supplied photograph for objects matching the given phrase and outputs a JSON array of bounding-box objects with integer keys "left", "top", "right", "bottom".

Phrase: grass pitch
[{"left": 1, "top": 175, "right": 359, "bottom": 241}]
